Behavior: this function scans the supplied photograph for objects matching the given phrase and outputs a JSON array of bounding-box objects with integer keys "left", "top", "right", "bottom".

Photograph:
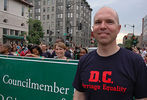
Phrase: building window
[
  {"left": 47, "top": 15, "right": 50, "bottom": 20},
  {"left": 51, "top": 22, "right": 54, "bottom": 27},
  {"left": 57, "top": 21, "right": 60, "bottom": 27},
  {"left": 60, "top": 22, "right": 63, "bottom": 26},
  {"left": 71, "top": 13, "right": 73, "bottom": 18},
  {"left": 51, "top": 14, "right": 54, "bottom": 19},
  {"left": 43, "top": 15, "right": 45, "bottom": 20},
  {"left": 15, "top": 30, "right": 19, "bottom": 36},
  {"left": 35, "top": 8, "right": 40, "bottom": 13},
  {"left": 47, "top": 0, "right": 50, "bottom": 5},
  {"left": 35, "top": 16, "right": 40, "bottom": 20},
  {"left": 58, "top": 6, "right": 63, "bottom": 10},
  {"left": 21, "top": 23, "right": 25, "bottom": 26},
  {"left": 76, "top": 14, "right": 79, "bottom": 18},
  {"left": 22, "top": 5, "right": 25, "bottom": 16},
  {"left": 43, "top": 0, "right": 46, "bottom": 5},
  {"left": 38, "top": 1, "right": 41, "bottom": 5},
  {"left": 30, "top": 9, "right": 32, "bottom": 13},
  {"left": 68, "top": 13, "right": 70, "bottom": 18},
  {"left": 38, "top": 16, "right": 41, "bottom": 20},
  {"left": 10, "top": 29, "right": 14, "bottom": 35},
  {"left": 52, "top": 6, "right": 54, "bottom": 12},
  {"left": 4, "top": 0, "right": 8, "bottom": 11},
  {"left": 3, "top": 19, "right": 8, "bottom": 23},
  {"left": 57, "top": 14, "right": 63, "bottom": 18},
  {"left": 43, "top": 7, "right": 46, "bottom": 12},
  {"left": 51, "top": 0, "right": 54, "bottom": 4},
  {"left": 68, "top": 13, "right": 73, "bottom": 18},
  {"left": 3, "top": 28, "right": 8, "bottom": 35},
  {"left": 47, "top": 22, "right": 50, "bottom": 27},
  {"left": 47, "top": 7, "right": 50, "bottom": 12},
  {"left": 76, "top": 6, "right": 79, "bottom": 10}
]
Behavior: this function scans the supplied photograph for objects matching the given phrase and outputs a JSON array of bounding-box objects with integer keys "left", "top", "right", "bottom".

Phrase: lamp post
[
  {"left": 124, "top": 24, "right": 138, "bottom": 47},
  {"left": 124, "top": 24, "right": 135, "bottom": 34}
]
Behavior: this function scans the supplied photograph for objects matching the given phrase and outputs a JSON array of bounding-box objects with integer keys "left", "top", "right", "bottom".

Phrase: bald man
[{"left": 72, "top": 7, "right": 147, "bottom": 100}]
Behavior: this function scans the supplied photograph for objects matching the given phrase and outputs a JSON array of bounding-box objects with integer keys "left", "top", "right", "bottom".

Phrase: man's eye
[
  {"left": 106, "top": 20, "right": 114, "bottom": 24},
  {"left": 95, "top": 21, "right": 101, "bottom": 24}
]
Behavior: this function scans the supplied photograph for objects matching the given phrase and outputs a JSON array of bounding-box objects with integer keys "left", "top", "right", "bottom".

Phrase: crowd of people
[
  {"left": 0, "top": 39, "right": 88, "bottom": 60},
  {"left": 131, "top": 47, "right": 147, "bottom": 65},
  {"left": 0, "top": 40, "right": 147, "bottom": 64}
]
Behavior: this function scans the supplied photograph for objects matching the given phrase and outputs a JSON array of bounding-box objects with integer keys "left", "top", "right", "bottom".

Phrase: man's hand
[{"left": 73, "top": 89, "right": 86, "bottom": 100}]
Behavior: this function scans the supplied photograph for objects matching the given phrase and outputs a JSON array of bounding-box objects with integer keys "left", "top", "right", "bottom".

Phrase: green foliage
[
  {"left": 27, "top": 19, "right": 44, "bottom": 44},
  {"left": 124, "top": 34, "right": 139, "bottom": 49},
  {"left": 124, "top": 39, "right": 132, "bottom": 49}
]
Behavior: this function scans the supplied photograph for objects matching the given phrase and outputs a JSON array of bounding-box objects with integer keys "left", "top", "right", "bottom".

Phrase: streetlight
[{"left": 124, "top": 24, "right": 135, "bottom": 34}]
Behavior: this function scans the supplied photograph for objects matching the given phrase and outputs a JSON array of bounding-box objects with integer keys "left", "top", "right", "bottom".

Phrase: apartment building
[
  {"left": 27, "top": 0, "right": 92, "bottom": 47},
  {"left": 0, "top": 0, "right": 32, "bottom": 44},
  {"left": 142, "top": 15, "right": 147, "bottom": 47}
]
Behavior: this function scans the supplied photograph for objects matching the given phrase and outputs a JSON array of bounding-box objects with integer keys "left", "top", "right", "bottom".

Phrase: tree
[
  {"left": 124, "top": 39, "right": 132, "bottom": 50},
  {"left": 124, "top": 34, "right": 139, "bottom": 50},
  {"left": 132, "top": 35, "right": 138, "bottom": 46},
  {"left": 27, "top": 19, "right": 44, "bottom": 44}
]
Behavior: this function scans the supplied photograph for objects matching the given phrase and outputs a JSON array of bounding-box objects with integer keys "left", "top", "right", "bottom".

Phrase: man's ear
[{"left": 117, "top": 25, "right": 121, "bottom": 34}]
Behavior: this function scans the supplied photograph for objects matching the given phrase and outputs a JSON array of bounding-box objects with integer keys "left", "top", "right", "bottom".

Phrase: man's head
[{"left": 93, "top": 7, "right": 121, "bottom": 46}]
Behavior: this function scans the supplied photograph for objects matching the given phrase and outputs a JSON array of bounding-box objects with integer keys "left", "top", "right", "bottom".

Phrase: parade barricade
[{"left": 0, "top": 55, "right": 78, "bottom": 100}]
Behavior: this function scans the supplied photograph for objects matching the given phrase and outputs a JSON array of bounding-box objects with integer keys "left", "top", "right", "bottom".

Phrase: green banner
[{"left": 0, "top": 55, "right": 78, "bottom": 100}]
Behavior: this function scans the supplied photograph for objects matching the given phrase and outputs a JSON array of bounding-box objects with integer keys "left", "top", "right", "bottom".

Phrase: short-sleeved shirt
[{"left": 72, "top": 48, "right": 147, "bottom": 100}]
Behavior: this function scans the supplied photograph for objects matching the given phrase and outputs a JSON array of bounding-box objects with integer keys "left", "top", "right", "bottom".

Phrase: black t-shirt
[{"left": 72, "top": 48, "right": 147, "bottom": 100}]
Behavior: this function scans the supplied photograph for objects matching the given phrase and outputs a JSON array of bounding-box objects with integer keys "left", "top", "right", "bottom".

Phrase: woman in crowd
[
  {"left": 53, "top": 42, "right": 67, "bottom": 60},
  {"left": 79, "top": 48, "right": 88, "bottom": 58},
  {"left": 26, "top": 45, "right": 42, "bottom": 58},
  {"left": 0, "top": 44, "right": 13, "bottom": 55}
]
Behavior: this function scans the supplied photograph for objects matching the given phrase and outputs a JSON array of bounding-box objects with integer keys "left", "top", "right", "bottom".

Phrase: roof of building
[{"left": 15, "top": 0, "right": 33, "bottom": 7}]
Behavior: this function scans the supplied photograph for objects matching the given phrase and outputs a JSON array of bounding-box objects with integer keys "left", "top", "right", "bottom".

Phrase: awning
[{"left": 3, "top": 35, "right": 24, "bottom": 40}]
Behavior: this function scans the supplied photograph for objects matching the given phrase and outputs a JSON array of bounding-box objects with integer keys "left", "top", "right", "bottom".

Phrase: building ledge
[{"left": 15, "top": 0, "right": 33, "bottom": 7}]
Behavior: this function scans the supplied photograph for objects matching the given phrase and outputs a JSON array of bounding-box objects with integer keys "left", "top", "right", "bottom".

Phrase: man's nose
[{"left": 99, "top": 22, "right": 107, "bottom": 30}]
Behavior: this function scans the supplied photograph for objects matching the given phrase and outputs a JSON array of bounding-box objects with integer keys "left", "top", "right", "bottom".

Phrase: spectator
[
  {"left": 53, "top": 42, "right": 67, "bottom": 60},
  {"left": 79, "top": 48, "right": 88, "bottom": 58},
  {"left": 26, "top": 45, "right": 42, "bottom": 58},
  {"left": 40, "top": 44, "right": 51, "bottom": 58},
  {"left": 0, "top": 44, "right": 13, "bottom": 55},
  {"left": 51, "top": 38, "right": 72, "bottom": 58}
]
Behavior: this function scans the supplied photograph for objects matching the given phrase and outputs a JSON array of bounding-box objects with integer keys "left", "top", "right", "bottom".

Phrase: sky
[{"left": 86, "top": 0, "right": 147, "bottom": 44}]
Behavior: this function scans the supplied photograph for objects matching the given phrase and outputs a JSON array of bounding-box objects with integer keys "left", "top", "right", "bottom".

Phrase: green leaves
[
  {"left": 27, "top": 19, "right": 44, "bottom": 44},
  {"left": 124, "top": 34, "right": 139, "bottom": 49}
]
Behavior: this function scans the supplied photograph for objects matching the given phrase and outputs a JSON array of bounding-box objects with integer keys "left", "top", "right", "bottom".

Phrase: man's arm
[{"left": 73, "top": 89, "right": 86, "bottom": 100}]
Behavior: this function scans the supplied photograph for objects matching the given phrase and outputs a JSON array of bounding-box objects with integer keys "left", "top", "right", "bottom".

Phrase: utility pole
[{"left": 124, "top": 24, "right": 135, "bottom": 34}]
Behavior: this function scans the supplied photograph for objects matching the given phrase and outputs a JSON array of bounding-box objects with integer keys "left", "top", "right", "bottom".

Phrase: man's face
[{"left": 93, "top": 8, "right": 121, "bottom": 45}]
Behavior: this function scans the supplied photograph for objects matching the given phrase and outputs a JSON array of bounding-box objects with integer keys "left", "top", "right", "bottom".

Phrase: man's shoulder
[
  {"left": 120, "top": 48, "right": 143, "bottom": 61},
  {"left": 121, "top": 48, "right": 139, "bottom": 56}
]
